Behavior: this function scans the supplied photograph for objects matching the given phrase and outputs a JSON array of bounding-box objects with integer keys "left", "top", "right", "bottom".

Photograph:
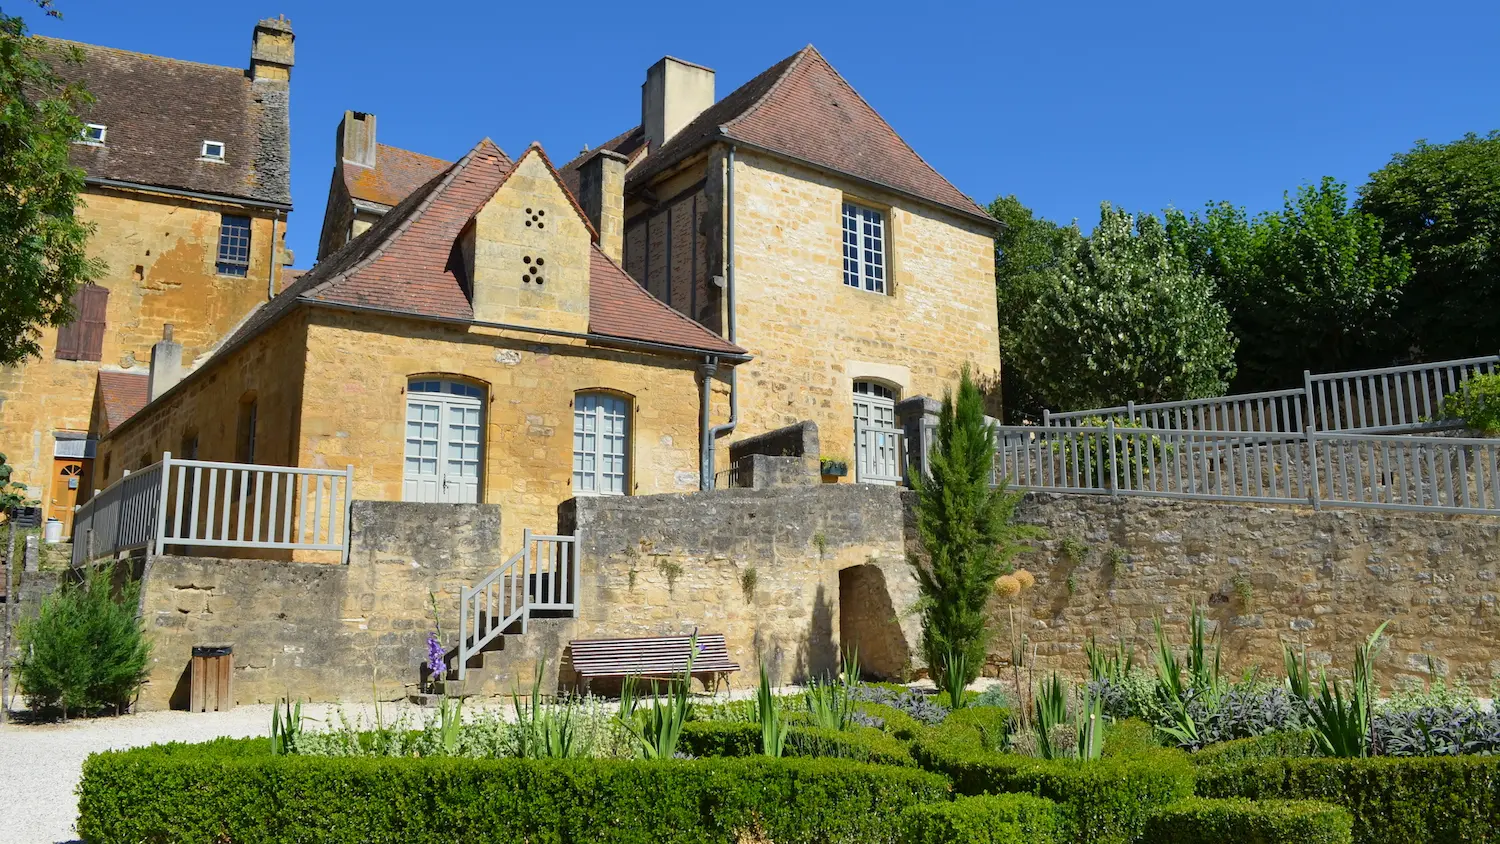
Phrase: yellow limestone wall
[
  {"left": 725, "top": 150, "right": 1001, "bottom": 469},
  {"left": 296, "top": 309, "right": 722, "bottom": 551},
  {"left": 0, "top": 187, "right": 281, "bottom": 499}
]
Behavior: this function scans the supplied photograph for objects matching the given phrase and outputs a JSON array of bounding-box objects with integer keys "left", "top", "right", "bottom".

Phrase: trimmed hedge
[
  {"left": 78, "top": 738, "right": 949, "bottom": 843},
  {"left": 931, "top": 706, "right": 1011, "bottom": 750},
  {"left": 1195, "top": 755, "right": 1500, "bottom": 844},
  {"left": 1146, "top": 797, "right": 1353, "bottom": 844},
  {"left": 912, "top": 733, "right": 1195, "bottom": 844},
  {"left": 1192, "top": 731, "right": 1316, "bottom": 768},
  {"left": 897, "top": 793, "right": 1061, "bottom": 844},
  {"left": 859, "top": 701, "right": 926, "bottom": 741},
  {"left": 1102, "top": 719, "right": 1161, "bottom": 757},
  {"left": 678, "top": 721, "right": 916, "bottom": 766}
]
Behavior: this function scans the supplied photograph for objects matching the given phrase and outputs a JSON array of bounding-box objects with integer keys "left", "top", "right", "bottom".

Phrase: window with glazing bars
[
  {"left": 573, "top": 393, "right": 628, "bottom": 495},
  {"left": 216, "top": 214, "right": 252, "bottom": 276},
  {"left": 842, "top": 201, "right": 886, "bottom": 293}
]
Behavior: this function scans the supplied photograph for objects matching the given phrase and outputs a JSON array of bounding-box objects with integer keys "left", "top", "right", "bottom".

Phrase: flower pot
[{"left": 820, "top": 461, "right": 848, "bottom": 477}]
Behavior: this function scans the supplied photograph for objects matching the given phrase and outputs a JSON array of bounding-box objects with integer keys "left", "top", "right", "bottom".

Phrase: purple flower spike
[{"left": 426, "top": 632, "right": 446, "bottom": 676}]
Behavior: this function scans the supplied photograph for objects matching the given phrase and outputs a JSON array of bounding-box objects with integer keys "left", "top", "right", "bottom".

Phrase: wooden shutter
[
  {"left": 77, "top": 284, "right": 108, "bottom": 361},
  {"left": 54, "top": 284, "right": 108, "bottom": 361}
]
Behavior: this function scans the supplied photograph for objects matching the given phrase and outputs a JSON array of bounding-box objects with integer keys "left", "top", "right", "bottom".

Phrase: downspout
[
  {"left": 267, "top": 208, "right": 282, "bottom": 300},
  {"left": 699, "top": 143, "right": 739, "bottom": 490}
]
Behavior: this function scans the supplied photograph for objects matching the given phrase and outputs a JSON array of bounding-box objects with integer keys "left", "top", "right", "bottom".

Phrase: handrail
[
  {"left": 855, "top": 423, "right": 905, "bottom": 485},
  {"left": 457, "top": 528, "right": 581, "bottom": 680},
  {"left": 1043, "top": 353, "right": 1500, "bottom": 435},
  {"left": 994, "top": 423, "right": 1500, "bottom": 516},
  {"left": 72, "top": 453, "right": 356, "bottom": 565}
]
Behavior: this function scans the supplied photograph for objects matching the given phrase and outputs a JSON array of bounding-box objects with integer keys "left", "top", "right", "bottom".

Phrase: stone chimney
[
  {"left": 337, "top": 110, "right": 377, "bottom": 169},
  {"left": 641, "top": 56, "right": 715, "bottom": 154},
  {"left": 148, "top": 324, "right": 183, "bottom": 402},
  {"left": 250, "top": 16, "right": 294, "bottom": 82},
  {"left": 577, "top": 149, "right": 628, "bottom": 263}
]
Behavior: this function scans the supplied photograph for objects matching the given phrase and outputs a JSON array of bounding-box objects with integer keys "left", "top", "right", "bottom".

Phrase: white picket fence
[
  {"left": 73, "top": 453, "right": 355, "bottom": 565},
  {"left": 457, "top": 529, "right": 580, "bottom": 680},
  {"left": 1044, "top": 354, "right": 1500, "bottom": 435},
  {"left": 994, "top": 424, "right": 1500, "bottom": 516}
]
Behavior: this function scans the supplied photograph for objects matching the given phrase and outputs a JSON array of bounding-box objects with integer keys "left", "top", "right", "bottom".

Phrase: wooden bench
[{"left": 567, "top": 633, "right": 740, "bottom": 693}]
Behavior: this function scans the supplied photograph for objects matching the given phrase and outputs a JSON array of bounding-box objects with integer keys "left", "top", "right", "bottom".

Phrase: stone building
[
  {"left": 0, "top": 18, "right": 295, "bottom": 533},
  {"left": 299, "top": 46, "right": 1000, "bottom": 492},
  {"left": 98, "top": 45, "right": 998, "bottom": 548}
]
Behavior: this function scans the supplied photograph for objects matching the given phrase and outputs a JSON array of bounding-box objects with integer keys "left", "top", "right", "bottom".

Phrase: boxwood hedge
[
  {"left": 897, "top": 793, "right": 1061, "bottom": 844},
  {"left": 678, "top": 721, "right": 915, "bottom": 766},
  {"left": 1195, "top": 755, "right": 1500, "bottom": 844},
  {"left": 77, "top": 737, "right": 949, "bottom": 844},
  {"left": 911, "top": 732, "right": 1195, "bottom": 844},
  {"left": 1145, "top": 797, "right": 1353, "bottom": 844}
]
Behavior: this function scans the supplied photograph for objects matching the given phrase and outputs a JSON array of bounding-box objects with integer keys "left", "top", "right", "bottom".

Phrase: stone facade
[
  {"left": 1002, "top": 494, "right": 1500, "bottom": 685},
  {"left": 0, "top": 190, "right": 285, "bottom": 501},
  {"left": 136, "top": 501, "right": 501, "bottom": 710}
]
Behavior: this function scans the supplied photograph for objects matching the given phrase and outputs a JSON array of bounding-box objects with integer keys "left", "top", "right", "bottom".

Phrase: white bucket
[{"left": 43, "top": 518, "right": 63, "bottom": 544}]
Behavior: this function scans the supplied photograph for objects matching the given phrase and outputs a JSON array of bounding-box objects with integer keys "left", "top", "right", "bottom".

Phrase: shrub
[
  {"left": 1192, "top": 731, "right": 1316, "bottom": 768},
  {"left": 679, "top": 721, "right": 915, "bottom": 767},
  {"left": 858, "top": 701, "right": 926, "bottom": 741},
  {"left": 1195, "top": 755, "right": 1500, "bottom": 844},
  {"left": 911, "top": 733, "right": 1195, "bottom": 844},
  {"left": 16, "top": 565, "right": 151, "bottom": 718},
  {"left": 930, "top": 705, "right": 1011, "bottom": 751},
  {"left": 1102, "top": 718, "right": 1160, "bottom": 757},
  {"left": 1442, "top": 373, "right": 1500, "bottom": 435},
  {"left": 851, "top": 682, "right": 950, "bottom": 725},
  {"left": 1146, "top": 798, "right": 1353, "bottom": 844},
  {"left": 78, "top": 740, "right": 950, "bottom": 844},
  {"left": 897, "top": 794, "right": 1062, "bottom": 844},
  {"left": 1371, "top": 706, "right": 1500, "bottom": 757}
]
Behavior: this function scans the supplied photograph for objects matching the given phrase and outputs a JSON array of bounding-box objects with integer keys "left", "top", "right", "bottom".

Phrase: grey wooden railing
[
  {"left": 73, "top": 454, "right": 355, "bottom": 564},
  {"left": 1044, "top": 354, "right": 1499, "bottom": 435},
  {"left": 855, "top": 424, "right": 905, "bottom": 485},
  {"left": 457, "top": 529, "right": 579, "bottom": 680},
  {"left": 993, "top": 424, "right": 1500, "bottom": 516}
]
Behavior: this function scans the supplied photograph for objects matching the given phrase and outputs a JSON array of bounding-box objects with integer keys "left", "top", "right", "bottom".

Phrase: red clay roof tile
[
  {"left": 344, "top": 144, "right": 457, "bottom": 208},
  {"left": 96, "top": 371, "right": 149, "bottom": 433}
]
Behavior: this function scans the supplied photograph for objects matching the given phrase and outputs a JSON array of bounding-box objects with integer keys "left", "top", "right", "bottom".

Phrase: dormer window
[
  {"left": 80, "top": 124, "right": 106, "bottom": 145},
  {"left": 200, "top": 140, "right": 226, "bottom": 162}
]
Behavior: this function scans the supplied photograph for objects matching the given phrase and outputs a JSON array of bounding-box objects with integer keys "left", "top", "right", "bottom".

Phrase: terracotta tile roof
[
  {"left": 218, "top": 138, "right": 743, "bottom": 361},
  {"left": 558, "top": 125, "right": 647, "bottom": 199},
  {"left": 43, "top": 38, "right": 292, "bottom": 205},
  {"left": 627, "top": 46, "right": 991, "bottom": 223},
  {"left": 344, "top": 144, "right": 456, "bottom": 208},
  {"left": 96, "top": 371, "right": 149, "bottom": 433}
]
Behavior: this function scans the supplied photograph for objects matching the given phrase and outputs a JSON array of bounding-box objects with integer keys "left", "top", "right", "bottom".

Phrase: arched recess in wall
[
  {"left": 235, "top": 391, "right": 259, "bottom": 464},
  {"left": 571, "top": 388, "right": 635, "bottom": 497},
  {"left": 402, "top": 375, "right": 487, "bottom": 504}
]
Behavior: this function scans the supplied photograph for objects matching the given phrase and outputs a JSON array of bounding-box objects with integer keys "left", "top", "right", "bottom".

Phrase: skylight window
[
  {"left": 80, "top": 124, "right": 106, "bottom": 144},
  {"left": 200, "top": 140, "right": 225, "bottom": 161}
]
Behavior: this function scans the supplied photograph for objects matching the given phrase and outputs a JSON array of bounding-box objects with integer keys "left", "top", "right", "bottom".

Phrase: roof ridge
[
  {"left": 590, "top": 244, "right": 740, "bottom": 351},
  {"left": 37, "top": 36, "right": 247, "bottom": 76},
  {"left": 722, "top": 45, "right": 813, "bottom": 133},
  {"left": 304, "top": 142, "right": 488, "bottom": 302},
  {"left": 791, "top": 46, "right": 986, "bottom": 217},
  {"left": 511, "top": 142, "right": 599, "bottom": 242}
]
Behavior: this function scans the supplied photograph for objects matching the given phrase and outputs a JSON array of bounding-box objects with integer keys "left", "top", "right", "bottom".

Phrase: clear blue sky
[{"left": 21, "top": 1, "right": 1500, "bottom": 267}]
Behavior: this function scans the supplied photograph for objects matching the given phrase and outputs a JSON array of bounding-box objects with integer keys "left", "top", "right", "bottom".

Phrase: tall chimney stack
[
  {"left": 578, "top": 149, "right": 628, "bottom": 263},
  {"left": 250, "top": 16, "right": 295, "bottom": 82},
  {"left": 148, "top": 324, "right": 183, "bottom": 402},
  {"left": 641, "top": 56, "right": 715, "bottom": 154},
  {"left": 337, "top": 111, "right": 377, "bottom": 169}
]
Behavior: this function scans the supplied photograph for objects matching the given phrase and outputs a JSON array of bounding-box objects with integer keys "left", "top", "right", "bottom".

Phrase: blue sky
[{"left": 21, "top": 1, "right": 1500, "bottom": 267}]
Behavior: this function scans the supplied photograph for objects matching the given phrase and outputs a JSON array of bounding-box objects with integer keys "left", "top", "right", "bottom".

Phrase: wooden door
[{"left": 49, "top": 458, "right": 88, "bottom": 535}]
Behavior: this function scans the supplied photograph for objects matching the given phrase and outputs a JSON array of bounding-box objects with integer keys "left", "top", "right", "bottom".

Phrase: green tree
[
  {"left": 909, "top": 366, "right": 1030, "bottom": 700},
  {"left": 0, "top": 3, "right": 105, "bottom": 366},
  {"left": 17, "top": 564, "right": 152, "bottom": 719},
  {"left": 1168, "top": 177, "right": 1410, "bottom": 390},
  {"left": 1358, "top": 131, "right": 1500, "bottom": 362},
  {"left": 990, "top": 195, "right": 1068, "bottom": 422},
  {"left": 1006, "top": 203, "right": 1237, "bottom": 411}
]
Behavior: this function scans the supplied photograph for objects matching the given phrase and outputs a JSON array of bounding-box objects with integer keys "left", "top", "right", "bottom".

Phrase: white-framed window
[
  {"left": 216, "top": 214, "right": 252, "bottom": 277},
  {"left": 842, "top": 201, "right": 887, "bottom": 293},
  {"left": 573, "top": 393, "right": 629, "bottom": 495},
  {"left": 200, "top": 140, "right": 226, "bottom": 161},
  {"left": 79, "top": 124, "right": 106, "bottom": 145},
  {"left": 403, "top": 378, "right": 484, "bottom": 504}
]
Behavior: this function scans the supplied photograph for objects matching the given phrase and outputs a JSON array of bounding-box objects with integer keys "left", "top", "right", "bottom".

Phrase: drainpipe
[
  {"left": 267, "top": 208, "right": 282, "bottom": 300},
  {"left": 699, "top": 143, "right": 739, "bottom": 490}
]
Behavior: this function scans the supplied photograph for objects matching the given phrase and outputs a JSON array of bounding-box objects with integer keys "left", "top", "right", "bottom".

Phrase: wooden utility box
[{"left": 190, "top": 645, "right": 233, "bottom": 712}]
